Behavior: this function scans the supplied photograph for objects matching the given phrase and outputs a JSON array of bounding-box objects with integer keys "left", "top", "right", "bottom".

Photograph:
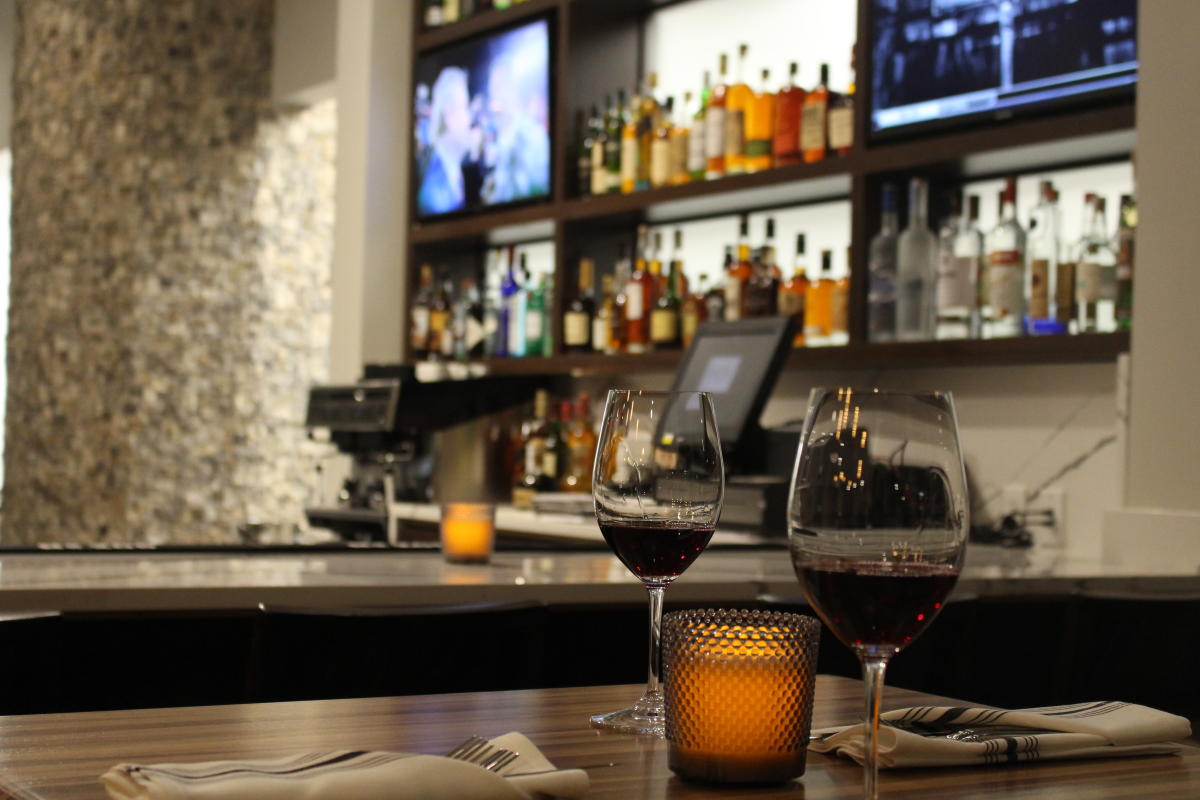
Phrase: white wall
[{"left": 273, "top": 0, "right": 338, "bottom": 106}]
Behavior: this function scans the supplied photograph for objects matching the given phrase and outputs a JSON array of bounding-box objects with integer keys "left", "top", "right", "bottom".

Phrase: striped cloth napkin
[
  {"left": 810, "top": 701, "right": 1193, "bottom": 768},
  {"left": 100, "top": 732, "right": 589, "bottom": 800}
]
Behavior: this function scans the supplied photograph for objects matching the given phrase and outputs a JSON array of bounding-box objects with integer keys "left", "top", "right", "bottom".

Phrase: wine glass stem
[
  {"left": 644, "top": 585, "right": 666, "bottom": 702},
  {"left": 861, "top": 655, "right": 888, "bottom": 800}
]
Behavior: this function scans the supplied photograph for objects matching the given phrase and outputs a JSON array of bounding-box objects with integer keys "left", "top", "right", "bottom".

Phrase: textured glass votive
[
  {"left": 664, "top": 609, "right": 820, "bottom": 785},
  {"left": 439, "top": 503, "right": 495, "bottom": 563}
]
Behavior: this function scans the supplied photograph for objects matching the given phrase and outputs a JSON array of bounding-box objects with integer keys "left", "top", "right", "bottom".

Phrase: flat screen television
[
  {"left": 413, "top": 17, "right": 552, "bottom": 219},
  {"left": 870, "top": 0, "right": 1138, "bottom": 139}
]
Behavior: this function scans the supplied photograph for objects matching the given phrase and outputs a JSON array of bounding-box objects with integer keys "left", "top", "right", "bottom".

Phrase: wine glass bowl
[
  {"left": 788, "top": 388, "right": 968, "bottom": 797},
  {"left": 591, "top": 390, "right": 724, "bottom": 736}
]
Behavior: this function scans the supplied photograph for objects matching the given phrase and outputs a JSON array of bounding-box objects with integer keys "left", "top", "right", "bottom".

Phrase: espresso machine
[{"left": 304, "top": 364, "right": 540, "bottom": 545}]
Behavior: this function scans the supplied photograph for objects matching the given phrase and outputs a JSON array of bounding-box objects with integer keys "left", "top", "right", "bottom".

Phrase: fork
[{"left": 445, "top": 736, "right": 520, "bottom": 772}]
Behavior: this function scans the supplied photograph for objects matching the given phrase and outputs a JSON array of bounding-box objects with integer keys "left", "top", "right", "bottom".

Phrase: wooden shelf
[
  {"left": 449, "top": 333, "right": 1129, "bottom": 377},
  {"left": 411, "top": 202, "right": 555, "bottom": 247},
  {"left": 415, "top": 0, "right": 563, "bottom": 53}
]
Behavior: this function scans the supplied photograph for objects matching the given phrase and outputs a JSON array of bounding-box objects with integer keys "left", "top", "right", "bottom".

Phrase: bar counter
[{"left": 0, "top": 543, "right": 1195, "bottom": 613}]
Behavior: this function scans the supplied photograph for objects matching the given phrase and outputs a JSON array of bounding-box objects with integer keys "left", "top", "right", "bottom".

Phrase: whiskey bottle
[
  {"left": 688, "top": 75, "right": 709, "bottom": 182},
  {"left": 896, "top": 176, "right": 937, "bottom": 341},
  {"left": 518, "top": 390, "right": 555, "bottom": 499},
  {"left": 986, "top": 177, "right": 1026, "bottom": 338},
  {"left": 671, "top": 92, "right": 692, "bottom": 186},
  {"left": 605, "top": 90, "right": 624, "bottom": 194},
  {"left": 411, "top": 263, "right": 435, "bottom": 360},
  {"left": 801, "top": 63, "right": 831, "bottom": 163},
  {"left": 828, "top": 46, "right": 855, "bottom": 156},
  {"left": 625, "top": 226, "right": 655, "bottom": 353},
  {"left": 681, "top": 273, "right": 707, "bottom": 349},
  {"left": 805, "top": 250, "right": 834, "bottom": 345},
  {"left": 773, "top": 61, "right": 805, "bottom": 167},
  {"left": 620, "top": 91, "right": 639, "bottom": 194},
  {"left": 650, "top": 96, "right": 674, "bottom": 188},
  {"left": 867, "top": 184, "right": 899, "bottom": 342},
  {"left": 589, "top": 101, "right": 609, "bottom": 196},
  {"left": 744, "top": 68, "right": 775, "bottom": 173},
  {"left": 744, "top": 247, "right": 778, "bottom": 318},
  {"left": 778, "top": 234, "right": 810, "bottom": 346},
  {"left": 561, "top": 394, "right": 597, "bottom": 493},
  {"left": 610, "top": 243, "right": 632, "bottom": 353},
  {"left": 724, "top": 44, "right": 751, "bottom": 175},
  {"left": 563, "top": 257, "right": 596, "bottom": 353},
  {"left": 706, "top": 54, "right": 729, "bottom": 179},
  {"left": 576, "top": 108, "right": 593, "bottom": 198},
  {"left": 1115, "top": 193, "right": 1136, "bottom": 330},
  {"left": 831, "top": 251, "right": 850, "bottom": 345},
  {"left": 669, "top": 227, "right": 689, "bottom": 299},
  {"left": 428, "top": 275, "right": 453, "bottom": 360},
  {"left": 705, "top": 255, "right": 728, "bottom": 323},
  {"left": 593, "top": 274, "right": 615, "bottom": 354},
  {"left": 650, "top": 248, "right": 681, "bottom": 350},
  {"left": 724, "top": 215, "right": 752, "bottom": 321},
  {"left": 637, "top": 74, "right": 660, "bottom": 191}
]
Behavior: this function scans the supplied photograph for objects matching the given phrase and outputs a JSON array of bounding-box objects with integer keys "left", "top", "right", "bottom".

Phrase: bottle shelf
[
  {"left": 451, "top": 332, "right": 1129, "bottom": 378},
  {"left": 411, "top": 203, "right": 556, "bottom": 247},
  {"left": 415, "top": 0, "right": 564, "bottom": 54}
]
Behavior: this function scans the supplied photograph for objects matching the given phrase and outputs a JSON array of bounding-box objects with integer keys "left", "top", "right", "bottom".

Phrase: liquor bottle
[
  {"left": 744, "top": 68, "right": 775, "bottom": 173},
  {"left": 605, "top": 90, "right": 624, "bottom": 194},
  {"left": 410, "top": 263, "right": 435, "bottom": 360},
  {"left": 744, "top": 247, "right": 778, "bottom": 318},
  {"left": 428, "top": 275, "right": 453, "bottom": 359},
  {"left": 482, "top": 253, "right": 501, "bottom": 357},
  {"left": 561, "top": 394, "right": 597, "bottom": 493},
  {"left": 650, "top": 239, "right": 682, "bottom": 350},
  {"left": 805, "top": 250, "right": 834, "bottom": 345},
  {"left": 669, "top": 227, "right": 689, "bottom": 299},
  {"left": 590, "top": 101, "right": 609, "bottom": 196},
  {"left": 611, "top": 243, "right": 632, "bottom": 353},
  {"left": 705, "top": 256, "right": 727, "bottom": 323},
  {"left": 1025, "top": 180, "right": 1061, "bottom": 334},
  {"left": 576, "top": 108, "right": 592, "bottom": 198},
  {"left": 637, "top": 74, "right": 659, "bottom": 191},
  {"left": 542, "top": 401, "right": 568, "bottom": 490},
  {"left": 625, "top": 226, "right": 655, "bottom": 353},
  {"left": 831, "top": 250, "right": 850, "bottom": 345},
  {"left": 563, "top": 257, "right": 596, "bottom": 353},
  {"left": 867, "top": 183, "right": 899, "bottom": 342},
  {"left": 650, "top": 96, "right": 674, "bottom": 188},
  {"left": 453, "top": 277, "right": 486, "bottom": 360},
  {"left": 524, "top": 269, "right": 549, "bottom": 357},
  {"left": 773, "top": 61, "right": 805, "bottom": 167},
  {"left": 724, "top": 43, "right": 751, "bottom": 175},
  {"left": 504, "top": 250, "right": 528, "bottom": 356},
  {"left": 593, "top": 274, "right": 615, "bottom": 354},
  {"left": 706, "top": 53, "right": 729, "bottom": 179},
  {"left": 518, "top": 389, "right": 554, "bottom": 496},
  {"left": 1075, "top": 195, "right": 1117, "bottom": 333},
  {"left": 938, "top": 194, "right": 983, "bottom": 339},
  {"left": 1115, "top": 193, "right": 1137, "bottom": 330},
  {"left": 762, "top": 217, "right": 780, "bottom": 278},
  {"left": 801, "top": 63, "right": 831, "bottom": 163},
  {"left": 896, "top": 177, "right": 937, "bottom": 341},
  {"left": 620, "top": 91, "right": 639, "bottom": 194},
  {"left": 688, "top": 74, "right": 709, "bottom": 182},
  {"left": 724, "top": 215, "right": 752, "bottom": 321},
  {"left": 671, "top": 92, "right": 692, "bottom": 186},
  {"left": 778, "top": 234, "right": 809, "bottom": 346},
  {"left": 828, "top": 46, "right": 855, "bottom": 156},
  {"left": 681, "top": 274, "right": 707, "bottom": 349},
  {"left": 986, "top": 177, "right": 1026, "bottom": 338}
]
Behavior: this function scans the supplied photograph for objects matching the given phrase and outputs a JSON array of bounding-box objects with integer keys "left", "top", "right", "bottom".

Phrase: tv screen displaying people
[{"left": 413, "top": 18, "right": 552, "bottom": 218}]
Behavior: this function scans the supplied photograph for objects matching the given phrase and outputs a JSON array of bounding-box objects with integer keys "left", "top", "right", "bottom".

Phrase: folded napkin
[
  {"left": 100, "top": 732, "right": 589, "bottom": 800},
  {"left": 811, "top": 701, "right": 1193, "bottom": 768}
]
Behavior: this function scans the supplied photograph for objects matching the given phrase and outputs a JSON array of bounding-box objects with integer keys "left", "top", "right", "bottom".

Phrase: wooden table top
[{"left": 0, "top": 676, "right": 1195, "bottom": 799}]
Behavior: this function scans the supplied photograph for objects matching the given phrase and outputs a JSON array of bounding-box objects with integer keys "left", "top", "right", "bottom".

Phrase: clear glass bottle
[
  {"left": 986, "top": 177, "right": 1026, "bottom": 338},
  {"left": 1115, "top": 193, "right": 1137, "bottom": 330},
  {"left": 706, "top": 54, "right": 728, "bottom": 179},
  {"left": 936, "top": 193, "right": 980, "bottom": 339},
  {"left": 868, "top": 183, "right": 899, "bottom": 342},
  {"left": 896, "top": 177, "right": 937, "bottom": 341},
  {"left": 688, "top": 75, "right": 709, "bottom": 183},
  {"left": 1075, "top": 195, "right": 1117, "bottom": 333},
  {"left": 1025, "top": 180, "right": 1061, "bottom": 334}
]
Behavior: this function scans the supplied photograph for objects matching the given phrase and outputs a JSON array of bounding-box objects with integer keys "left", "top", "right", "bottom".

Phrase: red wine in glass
[
  {"left": 599, "top": 520, "right": 715, "bottom": 582},
  {"left": 794, "top": 560, "right": 959, "bottom": 652}
]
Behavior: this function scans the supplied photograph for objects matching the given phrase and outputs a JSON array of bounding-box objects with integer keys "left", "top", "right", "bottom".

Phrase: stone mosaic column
[{"left": 4, "top": 0, "right": 333, "bottom": 544}]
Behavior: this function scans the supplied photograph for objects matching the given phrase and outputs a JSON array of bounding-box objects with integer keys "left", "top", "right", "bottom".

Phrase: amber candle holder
[
  {"left": 439, "top": 503, "right": 495, "bottom": 563},
  {"left": 663, "top": 609, "right": 820, "bottom": 785}
]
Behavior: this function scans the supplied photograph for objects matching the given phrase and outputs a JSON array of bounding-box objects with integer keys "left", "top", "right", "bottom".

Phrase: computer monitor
[{"left": 669, "top": 317, "right": 794, "bottom": 473}]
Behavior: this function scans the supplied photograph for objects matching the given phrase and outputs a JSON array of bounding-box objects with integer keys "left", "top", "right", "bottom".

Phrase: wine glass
[
  {"left": 591, "top": 389, "right": 724, "bottom": 737},
  {"left": 788, "top": 388, "right": 968, "bottom": 798}
]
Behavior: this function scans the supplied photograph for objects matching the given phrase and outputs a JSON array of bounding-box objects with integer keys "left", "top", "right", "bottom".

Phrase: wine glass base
[{"left": 590, "top": 705, "right": 665, "bottom": 737}]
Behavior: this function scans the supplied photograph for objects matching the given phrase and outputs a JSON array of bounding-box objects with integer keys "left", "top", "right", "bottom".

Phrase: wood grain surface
[{"left": 0, "top": 676, "right": 1194, "bottom": 799}]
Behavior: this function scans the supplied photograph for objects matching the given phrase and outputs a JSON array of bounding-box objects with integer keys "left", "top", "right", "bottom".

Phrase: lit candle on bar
[
  {"left": 665, "top": 610, "right": 819, "bottom": 785},
  {"left": 439, "top": 503, "right": 495, "bottom": 563}
]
